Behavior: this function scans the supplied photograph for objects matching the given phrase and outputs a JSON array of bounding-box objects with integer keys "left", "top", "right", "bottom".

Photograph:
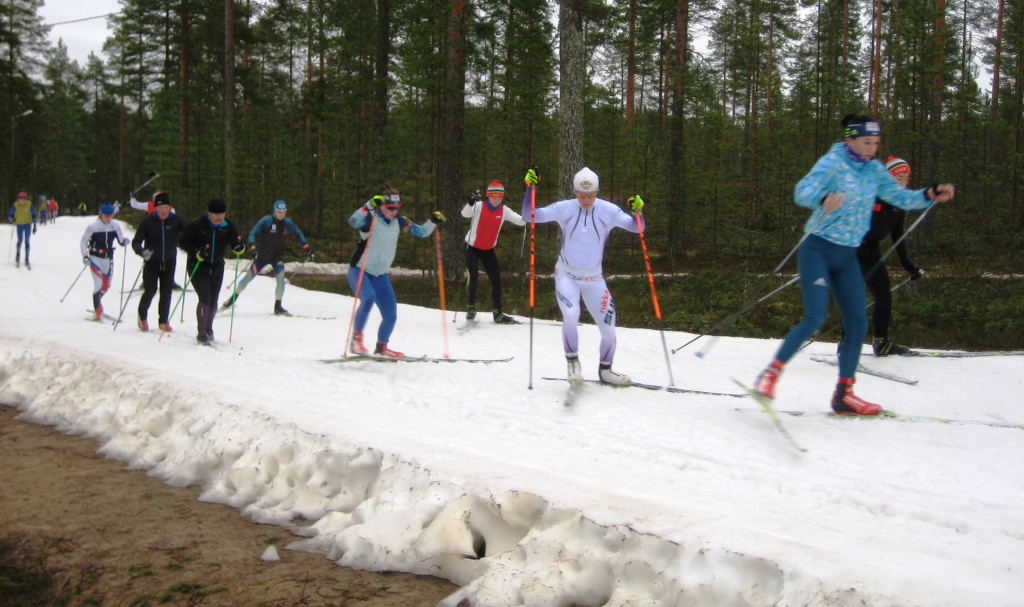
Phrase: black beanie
[
  {"left": 208, "top": 197, "right": 227, "bottom": 213},
  {"left": 153, "top": 192, "right": 170, "bottom": 206}
]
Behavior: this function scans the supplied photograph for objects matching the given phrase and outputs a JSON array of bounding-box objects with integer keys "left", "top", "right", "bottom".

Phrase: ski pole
[
  {"left": 285, "top": 252, "right": 314, "bottom": 284},
  {"left": 528, "top": 182, "right": 537, "bottom": 389},
  {"left": 861, "top": 203, "right": 936, "bottom": 284},
  {"left": 344, "top": 210, "right": 376, "bottom": 357},
  {"left": 130, "top": 172, "right": 160, "bottom": 199},
  {"left": 161, "top": 258, "right": 203, "bottom": 341},
  {"left": 59, "top": 264, "right": 89, "bottom": 303},
  {"left": 433, "top": 224, "right": 450, "bottom": 359},
  {"left": 112, "top": 265, "right": 144, "bottom": 330},
  {"left": 118, "top": 245, "right": 128, "bottom": 317},
  {"left": 673, "top": 211, "right": 829, "bottom": 356},
  {"left": 633, "top": 208, "right": 675, "bottom": 386},
  {"left": 228, "top": 253, "right": 241, "bottom": 343}
]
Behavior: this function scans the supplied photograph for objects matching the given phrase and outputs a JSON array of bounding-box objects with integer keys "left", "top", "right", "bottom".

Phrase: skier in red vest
[{"left": 461, "top": 179, "right": 525, "bottom": 324}]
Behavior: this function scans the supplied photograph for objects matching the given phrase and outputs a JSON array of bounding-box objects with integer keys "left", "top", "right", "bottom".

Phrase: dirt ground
[{"left": 0, "top": 405, "right": 460, "bottom": 606}]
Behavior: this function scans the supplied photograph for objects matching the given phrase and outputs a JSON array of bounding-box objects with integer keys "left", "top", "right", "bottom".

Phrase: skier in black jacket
[
  {"left": 180, "top": 198, "right": 245, "bottom": 343},
  {"left": 132, "top": 192, "right": 188, "bottom": 332},
  {"left": 856, "top": 156, "right": 925, "bottom": 356}
]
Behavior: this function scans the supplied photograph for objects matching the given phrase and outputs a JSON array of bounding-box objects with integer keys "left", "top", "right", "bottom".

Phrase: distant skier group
[{"left": 17, "top": 111, "right": 955, "bottom": 416}]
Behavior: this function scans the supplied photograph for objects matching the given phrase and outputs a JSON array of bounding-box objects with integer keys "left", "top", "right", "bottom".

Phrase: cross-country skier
[
  {"left": 221, "top": 199, "right": 311, "bottom": 315},
  {"left": 132, "top": 192, "right": 187, "bottom": 332},
  {"left": 37, "top": 195, "right": 48, "bottom": 225},
  {"left": 461, "top": 179, "right": 525, "bottom": 324},
  {"left": 48, "top": 198, "right": 57, "bottom": 223},
  {"left": 180, "top": 197, "right": 245, "bottom": 344},
  {"left": 347, "top": 183, "right": 444, "bottom": 358},
  {"left": 8, "top": 192, "right": 36, "bottom": 269},
  {"left": 751, "top": 113, "right": 955, "bottom": 415},
  {"left": 858, "top": 156, "right": 926, "bottom": 356},
  {"left": 81, "top": 203, "right": 128, "bottom": 321},
  {"left": 521, "top": 167, "right": 646, "bottom": 387}
]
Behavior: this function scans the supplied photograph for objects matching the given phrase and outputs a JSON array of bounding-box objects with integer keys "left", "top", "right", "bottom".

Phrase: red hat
[
  {"left": 17, "top": 192, "right": 26, "bottom": 199},
  {"left": 885, "top": 157, "right": 910, "bottom": 176},
  {"left": 486, "top": 180, "right": 504, "bottom": 197}
]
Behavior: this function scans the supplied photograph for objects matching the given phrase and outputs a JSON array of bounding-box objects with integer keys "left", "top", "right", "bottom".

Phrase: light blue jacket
[
  {"left": 795, "top": 143, "right": 933, "bottom": 247},
  {"left": 348, "top": 205, "right": 436, "bottom": 276}
]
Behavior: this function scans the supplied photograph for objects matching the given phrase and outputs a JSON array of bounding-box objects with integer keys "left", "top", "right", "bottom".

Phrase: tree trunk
[
  {"left": 372, "top": 0, "right": 391, "bottom": 177},
  {"left": 625, "top": 0, "right": 636, "bottom": 130},
  {"left": 666, "top": 0, "right": 690, "bottom": 259},
  {"left": 179, "top": 4, "right": 190, "bottom": 207},
  {"left": 559, "top": 0, "right": 585, "bottom": 199},
  {"left": 439, "top": 0, "right": 468, "bottom": 280},
  {"left": 991, "top": 0, "right": 1004, "bottom": 120},
  {"left": 224, "top": 0, "right": 236, "bottom": 203}
]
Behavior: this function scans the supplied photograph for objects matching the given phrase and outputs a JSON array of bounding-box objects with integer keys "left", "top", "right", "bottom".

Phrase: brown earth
[{"left": 0, "top": 405, "right": 460, "bottom": 606}]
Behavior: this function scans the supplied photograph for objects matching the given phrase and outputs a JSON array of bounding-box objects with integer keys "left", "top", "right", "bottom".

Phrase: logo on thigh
[
  {"left": 601, "top": 293, "right": 615, "bottom": 324},
  {"left": 556, "top": 289, "right": 574, "bottom": 309}
]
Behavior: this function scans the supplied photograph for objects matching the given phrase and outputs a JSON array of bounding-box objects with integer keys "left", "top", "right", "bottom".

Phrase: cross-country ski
[
  {"left": 541, "top": 377, "right": 745, "bottom": 398},
  {"left": 320, "top": 355, "right": 513, "bottom": 364},
  {"left": 809, "top": 354, "right": 919, "bottom": 385},
  {"left": 732, "top": 379, "right": 808, "bottom": 453}
]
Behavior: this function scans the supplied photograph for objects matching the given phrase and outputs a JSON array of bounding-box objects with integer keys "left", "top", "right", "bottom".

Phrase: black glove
[
  {"left": 248, "top": 243, "right": 258, "bottom": 256},
  {"left": 302, "top": 242, "right": 313, "bottom": 258},
  {"left": 909, "top": 266, "right": 925, "bottom": 281},
  {"left": 232, "top": 239, "right": 245, "bottom": 255},
  {"left": 366, "top": 195, "right": 385, "bottom": 211},
  {"left": 431, "top": 211, "right": 446, "bottom": 224},
  {"left": 469, "top": 191, "right": 482, "bottom": 206},
  {"left": 197, "top": 244, "right": 211, "bottom": 262}
]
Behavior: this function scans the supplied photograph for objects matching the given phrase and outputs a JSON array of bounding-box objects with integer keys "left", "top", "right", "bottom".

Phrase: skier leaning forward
[
  {"left": 347, "top": 184, "right": 445, "bottom": 358},
  {"left": 222, "top": 199, "right": 311, "bottom": 316},
  {"left": 521, "top": 166, "right": 646, "bottom": 387},
  {"left": 751, "top": 113, "right": 955, "bottom": 415},
  {"left": 80, "top": 203, "right": 128, "bottom": 320},
  {"left": 180, "top": 197, "right": 245, "bottom": 344}
]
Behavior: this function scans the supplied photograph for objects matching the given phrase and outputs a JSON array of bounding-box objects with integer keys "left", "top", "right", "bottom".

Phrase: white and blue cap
[
  {"left": 573, "top": 167, "right": 599, "bottom": 193},
  {"left": 273, "top": 200, "right": 287, "bottom": 211}
]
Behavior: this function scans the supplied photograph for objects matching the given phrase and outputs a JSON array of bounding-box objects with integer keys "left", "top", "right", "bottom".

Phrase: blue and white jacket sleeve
[
  {"left": 349, "top": 206, "right": 374, "bottom": 230},
  {"left": 401, "top": 216, "right": 436, "bottom": 238},
  {"left": 249, "top": 215, "right": 271, "bottom": 244},
  {"left": 874, "top": 165, "right": 932, "bottom": 211},
  {"left": 794, "top": 154, "right": 840, "bottom": 211}
]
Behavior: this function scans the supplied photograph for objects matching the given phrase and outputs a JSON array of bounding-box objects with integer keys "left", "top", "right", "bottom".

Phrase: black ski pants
[
  {"left": 465, "top": 245, "right": 503, "bottom": 311},
  {"left": 139, "top": 261, "right": 176, "bottom": 324},
  {"left": 857, "top": 242, "right": 894, "bottom": 339}
]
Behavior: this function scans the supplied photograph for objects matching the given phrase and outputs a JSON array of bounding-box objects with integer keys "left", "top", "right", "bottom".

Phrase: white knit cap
[{"left": 573, "top": 167, "right": 599, "bottom": 193}]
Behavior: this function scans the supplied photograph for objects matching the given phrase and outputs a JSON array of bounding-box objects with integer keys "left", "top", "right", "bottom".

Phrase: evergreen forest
[{"left": 4, "top": 0, "right": 1023, "bottom": 348}]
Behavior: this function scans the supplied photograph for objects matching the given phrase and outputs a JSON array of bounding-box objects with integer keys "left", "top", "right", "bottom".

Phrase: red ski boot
[
  {"left": 831, "top": 377, "right": 881, "bottom": 415},
  {"left": 753, "top": 359, "right": 785, "bottom": 399},
  {"left": 374, "top": 342, "right": 404, "bottom": 358},
  {"left": 350, "top": 330, "right": 370, "bottom": 355}
]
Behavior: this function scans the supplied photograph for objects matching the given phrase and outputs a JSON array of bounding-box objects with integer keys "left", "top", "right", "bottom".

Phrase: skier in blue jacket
[
  {"left": 347, "top": 184, "right": 444, "bottom": 358},
  {"left": 221, "top": 200, "right": 311, "bottom": 315},
  {"left": 751, "top": 113, "right": 955, "bottom": 415}
]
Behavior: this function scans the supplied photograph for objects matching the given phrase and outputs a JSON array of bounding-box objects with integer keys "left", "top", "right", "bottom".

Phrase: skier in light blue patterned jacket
[{"left": 751, "top": 113, "right": 955, "bottom": 416}]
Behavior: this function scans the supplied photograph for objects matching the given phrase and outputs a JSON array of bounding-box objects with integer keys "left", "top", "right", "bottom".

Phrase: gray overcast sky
[{"left": 38, "top": 0, "right": 120, "bottom": 66}]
